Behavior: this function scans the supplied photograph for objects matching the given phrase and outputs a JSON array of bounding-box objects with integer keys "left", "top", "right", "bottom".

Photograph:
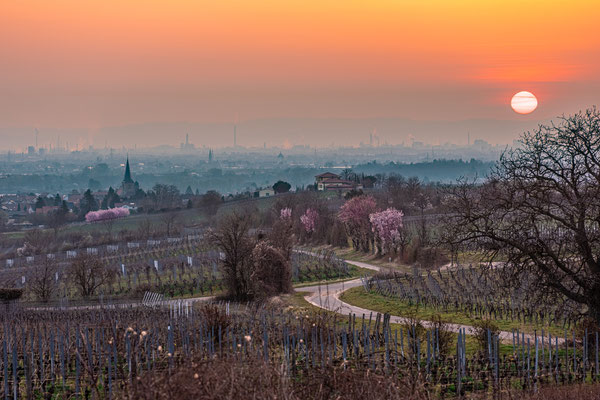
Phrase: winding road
[{"left": 301, "top": 259, "right": 556, "bottom": 344}]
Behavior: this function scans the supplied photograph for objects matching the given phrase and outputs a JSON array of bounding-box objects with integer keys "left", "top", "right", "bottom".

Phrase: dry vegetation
[{"left": 120, "top": 358, "right": 430, "bottom": 400}]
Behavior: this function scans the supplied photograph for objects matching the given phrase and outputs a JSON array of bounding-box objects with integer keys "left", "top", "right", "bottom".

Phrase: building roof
[
  {"left": 315, "top": 172, "right": 340, "bottom": 179},
  {"left": 321, "top": 178, "right": 354, "bottom": 184}
]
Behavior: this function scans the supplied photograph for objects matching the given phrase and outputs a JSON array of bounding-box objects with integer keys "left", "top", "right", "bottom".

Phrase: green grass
[
  {"left": 303, "top": 244, "right": 411, "bottom": 272},
  {"left": 2, "top": 196, "right": 278, "bottom": 240},
  {"left": 289, "top": 288, "right": 516, "bottom": 356},
  {"left": 293, "top": 264, "right": 373, "bottom": 288},
  {"left": 340, "top": 286, "right": 566, "bottom": 337},
  {"left": 455, "top": 250, "right": 507, "bottom": 264}
]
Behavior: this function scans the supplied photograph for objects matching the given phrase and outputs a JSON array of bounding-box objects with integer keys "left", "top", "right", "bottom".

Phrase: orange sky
[{"left": 1, "top": 0, "right": 599, "bottom": 144}]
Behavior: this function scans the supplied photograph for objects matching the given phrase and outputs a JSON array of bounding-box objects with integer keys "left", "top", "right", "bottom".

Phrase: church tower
[{"left": 121, "top": 156, "right": 138, "bottom": 198}]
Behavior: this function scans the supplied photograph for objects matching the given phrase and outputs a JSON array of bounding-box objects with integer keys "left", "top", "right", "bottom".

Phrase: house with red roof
[{"left": 315, "top": 172, "right": 363, "bottom": 192}]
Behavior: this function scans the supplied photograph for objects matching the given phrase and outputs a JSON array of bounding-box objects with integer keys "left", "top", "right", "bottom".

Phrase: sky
[{"left": 1, "top": 0, "right": 599, "bottom": 149}]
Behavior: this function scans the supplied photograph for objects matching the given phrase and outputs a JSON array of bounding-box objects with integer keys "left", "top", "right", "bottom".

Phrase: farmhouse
[
  {"left": 315, "top": 172, "right": 363, "bottom": 192},
  {"left": 254, "top": 187, "right": 275, "bottom": 198}
]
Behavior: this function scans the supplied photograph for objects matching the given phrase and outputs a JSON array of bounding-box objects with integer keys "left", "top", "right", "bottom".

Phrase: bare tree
[
  {"left": 151, "top": 184, "right": 180, "bottom": 210},
  {"left": 23, "top": 229, "right": 53, "bottom": 254},
  {"left": 138, "top": 217, "right": 154, "bottom": 238},
  {"left": 103, "top": 217, "right": 116, "bottom": 239},
  {"left": 28, "top": 257, "right": 58, "bottom": 302},
  {"left": 46, "top": 208, "right": 70, "bottom": 239},
  {"left": 445, "top": 108, "right": 600, "bottom": 322},
  {"left": 67, "top": 254, "right": 113, "bottom": 298},
  {"left": 268, "top": 214, "right": 294, "bottom": 261},
  {"left": 161, "top": 212, "right": 180, "bottom": 236},
  {"left": 414, "top": 192, "right": 431, "bottom": 246},
  {"left": 396, "top": 227, "right": 411, "bottom": 260},
  {"left": 200, "top": 190, "right": 222, "bottom": 218},
  {"left": 207, "top": 211, "right": 255, "bottom": 300}
]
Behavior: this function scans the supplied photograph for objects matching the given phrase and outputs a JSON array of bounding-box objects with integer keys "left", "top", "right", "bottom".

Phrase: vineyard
[
  {"left": 1, "top": 301, "right": 600, "bottom": 399},
  {"left": 291, "top": 250, "right": 352, "bottom": 283},
  {"left": 362, "top": 264, "right": 583, "bottom": 331},
  {"left": 0, "top": 237, "right": 354, "bottom": 304}
]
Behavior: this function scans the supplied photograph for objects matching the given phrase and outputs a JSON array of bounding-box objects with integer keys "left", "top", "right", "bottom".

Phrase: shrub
[
  {"left": 251, "top": 241, "right": 292, "bottom": 299},
  {"left": 134, "top": 283, "right": 154, "bottom": 296},
  {"left": 519, "top": 384, "right": 600, "bottom": 400},
  {"left": 0, "top": 288, "right": 23, "bottom": 302},
  {"left": 471, "top": 318, "right": 500, "bottom": 353},
  {"left": 120, "top": 358, "right": 429, "bottom": 400},
  {"left": 401, "top": 311, "right": 427, "bottom": 359},
  {"left": 198, "top": 303, "right": 231, "bottom": 333},
  {"left": 430, "top": 314, "right": 454, "bottom": 356},
  {"left": 416, "top": 246, "right": 449, "bottom": 269}
]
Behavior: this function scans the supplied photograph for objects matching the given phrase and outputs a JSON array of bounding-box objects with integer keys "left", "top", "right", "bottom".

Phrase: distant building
[
  {"left": 315, "top": 172, "right": 341, "bottom": 184},
  {"left": 315, "top": 172, "right": 362, "bottom": 192},
  {"left": 67, "top": 193, "right": 83, "bottom": 205},
  {"left": 254, "top": 188, "right": 275, "bottom": 198},
  {"left": 120, "top": 156, "right": 139, "bottom": 198},
  {"left": 36, "top": 205, "right": 59, "bottom": 215},
  {"left": 180, "top": 134, "right": 195, "bottom": 150},
  {"left": 114, "top": 202, "right": 138, "bottom": 211}
]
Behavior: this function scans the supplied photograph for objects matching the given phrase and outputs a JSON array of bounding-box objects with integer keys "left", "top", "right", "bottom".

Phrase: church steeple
[{"left": 123, "top": 156, "right": 133, "bottom": 184}]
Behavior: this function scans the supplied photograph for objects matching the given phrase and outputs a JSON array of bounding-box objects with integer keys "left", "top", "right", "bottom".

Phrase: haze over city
[
  {"left": 2, "top": 0, "right": 599, "bottom": 150},
  {"left": 3, "top": 2, "right": 600, "bottom": 399}
]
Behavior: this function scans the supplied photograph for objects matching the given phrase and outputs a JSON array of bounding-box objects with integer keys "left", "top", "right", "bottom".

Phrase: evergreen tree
[
  {"left": 79, "top": 189, "right": 99, "bottom": 218},
  {"left": 272, "top": 180, "right": 291, "bottom": 194},
  {"left": 35, "top": 196, "right": 46, "bottom": 210},
  {"left": 101, "top": 186, "right": 120, "bottom": 209}
]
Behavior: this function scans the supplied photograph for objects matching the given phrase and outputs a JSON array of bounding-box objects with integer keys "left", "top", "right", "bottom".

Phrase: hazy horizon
[
  {"left": 0, "top": 115, "right": 559, "bottom": 151},
  {"left": 2, "top": 1, "right": 599, "bottom": 150}
]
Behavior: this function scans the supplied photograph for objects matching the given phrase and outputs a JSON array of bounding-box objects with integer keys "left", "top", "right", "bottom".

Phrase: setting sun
[{"left": 511, "top": 91, "right": 538, "bottom": 114}]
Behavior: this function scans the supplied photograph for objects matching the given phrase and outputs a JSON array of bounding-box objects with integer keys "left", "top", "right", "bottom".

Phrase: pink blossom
[
  {"left": 300, "top": 208, "right": 319, "bottom": 233},
  {"left": 369, "top": 208, "right": 404, "bottom": 251},
  {"left": 338, "top": 195, "right": 378, "bottom": 250},
  {"left": 85, "top": 207, "right": 130, "bottom": 222},
  {"left": 280, "top": 207, "right": 292, "bottom": 220},
  {"left": 338, "top": 195, "right": 377, "bottom": 228}
]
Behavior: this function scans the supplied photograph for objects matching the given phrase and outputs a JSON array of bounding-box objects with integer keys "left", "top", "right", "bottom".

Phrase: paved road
[{"left": 301, "top": 259, "right": 560, "bottom": 344}]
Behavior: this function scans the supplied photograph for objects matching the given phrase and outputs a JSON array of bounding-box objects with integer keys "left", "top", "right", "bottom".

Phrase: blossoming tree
[
  {"left": 280, "top": 207, "right": 292, "bottom": 220},
  {"left": 369, "top": 208, "right": 404, "bottom": 255},
  {"left": 338, "top": 195, "right": 378, "bottom": 252},
  {"left": 85, "top": 207, "right": 130, "bottom": 223},
  {"left": 300, "top": 208, "right": 319, "bottom": 235}
]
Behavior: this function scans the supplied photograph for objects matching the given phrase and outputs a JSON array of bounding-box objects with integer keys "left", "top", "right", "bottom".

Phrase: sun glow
[{"left": 510, "top": 91, "right": 538, "bottom": 114}]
